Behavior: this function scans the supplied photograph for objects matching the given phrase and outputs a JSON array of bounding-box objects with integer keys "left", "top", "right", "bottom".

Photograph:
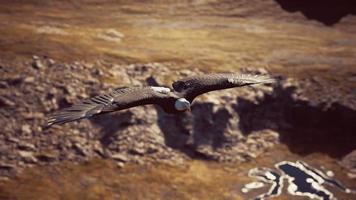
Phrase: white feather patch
[{"left": 151, "top": 86, "right": 171, "bottom": 94}]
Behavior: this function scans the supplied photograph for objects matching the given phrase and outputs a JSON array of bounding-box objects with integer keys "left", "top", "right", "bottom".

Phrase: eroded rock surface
[
  {"left": 341, "top": 150, "right": 356, "bottom": 179},
  {"left": 1, "top": 57, "right": 355, "bottom": 179}
]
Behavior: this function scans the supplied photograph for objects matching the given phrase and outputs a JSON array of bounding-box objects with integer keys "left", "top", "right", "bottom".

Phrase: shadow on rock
[
  {"left": 274, "top": 0, "right": 356, "bottom": 25},
  {"left": 154, "top": 103, "right": 232, "bottom": 160},
  {"left": 191, "top": 103, "right": 231, "bottom": 150},
  {"left": 89, "top": 111, "right": 133, "bottom": 148},
  {"left": 234, "top": 84, "right": 356, "bottom": 158},
  {"left": 147, "top": 76, "right": 232, "bottom": 160}
]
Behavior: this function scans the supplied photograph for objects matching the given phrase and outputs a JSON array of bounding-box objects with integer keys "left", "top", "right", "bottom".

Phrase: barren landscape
[{"left": 0, "top": 0, "right": 355, "bottom": 199}]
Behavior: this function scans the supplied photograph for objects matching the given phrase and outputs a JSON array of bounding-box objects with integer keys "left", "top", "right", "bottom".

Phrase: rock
[
  {"left": 101, "top": 149, "right": 113, "bottom": 159},
  {"left": 146, "top": 144, "right": 159, "bottom": 154},
  {"left": 63, "top": 85, "right": 76, "bottom": 95},
  {"left": 111, "top": 153, "right": 129, "bottom": 162},
  {"left": 341, "top": 150, "right": 356, "bottom": 177},
  {"left": 48, "top": 59, "right": 55, "bottom": 65},
  {"left": 104, "top": 29, "right": 124, "bottom": 38},
  {"left": 179, "top": 69, "right": 191, "bottom": 76},
  {"left": 18, "top": 151, "right": 37, "bottom": 163},
  {"left": 0, "top": 96, "right": 15, "bottom": 107},
  {"left": 32, "top": 59, "right": 44, "bottom": 70},
  {"left": 242, "top": 67, "right": 268, "bottom": 75},
  {"left": 93, "top": 149, "right": 105, "bottom": 157},
  {"left": 93, "top": 68, "right": 104, "bottom": 76},
  {"left": 129, "top": 147, "right": 146, "bottom": 156},
  {"left": 23, "top": 76, "right": 35, "bottom": 83},
  {"left": 0, "top": 177, "right": 9, "bottom": 181},
  {"left": 18, "top": 151, "right": 33, "bottom": 157},
  {"left": 6, "top": 137, "right": 19, "bottom": 144},
  {"left": 36, "top": 153, "right": 57, "bottom": 162},
  {"left": 0, "top": 81, "right": 8, "bottom": 88},
  {"left": 35, "top": 85, "right": 45, "bottom": 92},
  {"left": 20, "top": 125, "right": 32, "bottom": 135},
  {"left": 4, "top": 76, "right": 23, "bottom": 86},
  {"left": 17, "top": 141, "right": 36, "bottom": 151},
  {"left": 256, "top": 68, "right": 268, "bottom": 75},
  {"left": 21, "top": 112, "right": 44, "bottom": 120},
  {"left": 73, "top": 143, "right": 88, "bottom": 156},
  {"left": 0, "top": 163, "right": 15, "bottom": 170},
  {"left": 326, "top": 170, "right": 334, "bottom": 177},
  {"left": 116, "top": 162, "right": 125, "bottom": 168},
  {"left": 347, "top": 170, "right": 356, "bottom": 179}
]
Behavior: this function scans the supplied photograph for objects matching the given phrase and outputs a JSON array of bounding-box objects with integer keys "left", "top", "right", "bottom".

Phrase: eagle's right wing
[
  {"left": 46, "top": 86, "right": 171, "bottom": 127},
  {"left": 172, "top": 73, "right": 275, "bottom": 102}
]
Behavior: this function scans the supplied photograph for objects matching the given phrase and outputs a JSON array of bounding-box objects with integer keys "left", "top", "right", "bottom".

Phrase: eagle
[{"left": 46, "top": 73, "right": 275, "bottom": 127}]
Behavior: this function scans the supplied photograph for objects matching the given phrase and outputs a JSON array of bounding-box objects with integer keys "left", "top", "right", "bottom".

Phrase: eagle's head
[{"left": 174, "top": 98, "right": 191, "bottom": 111}]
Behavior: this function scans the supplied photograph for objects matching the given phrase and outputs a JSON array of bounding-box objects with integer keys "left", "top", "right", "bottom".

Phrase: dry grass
[
  {"left": 0, "top": 1, "right": 355, "bottom": 74},
  {"left": 0, "top": 145, "right": 354, "bottom": 200}
]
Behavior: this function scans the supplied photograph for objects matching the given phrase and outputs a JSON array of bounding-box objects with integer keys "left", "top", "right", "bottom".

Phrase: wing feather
[
  {"left": 172, "top": 73, "right": 275, "bottom": 102},
  {"left": 46, "top": 86, "right": 171, "bottom": 127}
]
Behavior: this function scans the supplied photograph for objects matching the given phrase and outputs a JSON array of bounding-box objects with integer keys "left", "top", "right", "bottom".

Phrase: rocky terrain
[
  {"left": 0, "top": 57, "right": 278, "bottom": 177},
  {"left": 0, "top": 56, "right": 355, "bottom": 199},
  {"left": 0, "top": 0, "right": 355, "bottom": 199},
  {"left": 1, "top": 56, "right": 355, "bottom": 183}
]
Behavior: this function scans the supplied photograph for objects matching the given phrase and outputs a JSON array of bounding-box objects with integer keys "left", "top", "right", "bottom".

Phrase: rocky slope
[
  {"left": 0, "top": 56, "right": 355, "bottom": 180},
  {"left": 0, "top": 57, "right": 275, "bottom": 177}
]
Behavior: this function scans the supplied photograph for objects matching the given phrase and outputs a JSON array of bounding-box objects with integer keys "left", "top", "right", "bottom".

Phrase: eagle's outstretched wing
[
  {"left": 172, "top": 73, "right": 275, "bottom": 102},
  {"left": 46, "top": 86, "right": 172, "bottom": 127}
]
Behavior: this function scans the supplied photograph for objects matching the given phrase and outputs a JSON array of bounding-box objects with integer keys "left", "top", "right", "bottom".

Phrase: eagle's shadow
[{"left": 90, "top": 111, "right": 134, "bottom": 154}]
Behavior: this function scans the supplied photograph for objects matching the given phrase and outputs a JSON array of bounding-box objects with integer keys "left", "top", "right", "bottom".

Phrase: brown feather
[
  {"left": 46, "top": 86, "right": 173, "bottom": 127},
  {"left": 173, "top": 73, "right": 275, "bottom": 102}
]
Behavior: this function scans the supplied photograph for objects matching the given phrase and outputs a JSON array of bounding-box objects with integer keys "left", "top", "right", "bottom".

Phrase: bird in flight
[{"left": 46, "top": 73, "right": 275, "bottom": 127}]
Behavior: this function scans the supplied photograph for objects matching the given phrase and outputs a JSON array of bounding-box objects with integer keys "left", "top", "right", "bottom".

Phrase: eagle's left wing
[
  {"left": 172, "top": 73, "right": 275, "bottom": 102},
  {"left": 46, "top": 86, "right": 173, "bottom": 127}
]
